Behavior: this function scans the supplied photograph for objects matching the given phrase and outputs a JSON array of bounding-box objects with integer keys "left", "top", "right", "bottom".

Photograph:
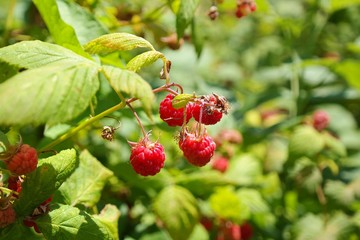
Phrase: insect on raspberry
[{"left": 192, "top": 93, "right": 229, "bottom": 125}]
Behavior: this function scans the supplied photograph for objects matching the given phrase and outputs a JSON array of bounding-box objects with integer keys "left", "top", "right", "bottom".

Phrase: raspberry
[
  {"left": 159, "top": 94, "right": 193, "bottom": 127},
  {"left": 214, "top": 129, "right": 243, "bottom": 146},
  {"left": 0, "top": 205, "right": 16, "bottom": 228},
  {"left": 312, "top": 110, "right": 329, "bottom": 131},
  {"left": 240, "top": 222, "right": 253, "bottom": 240},
  {"left": 224, "top": 223, "right": 241, "bottom": 240},
  {"left": 217, "top": 221, "right": 241, "bottom": 240},
  {"left": 235, "top": 0, "right": 256, "bottom": 18},
  {"left": 129, "top": 139, "right": 166, "bottom": 176},
  {"left": 200, "top": 217, "right": 213, "bottom": 231},
  {"left": 211, "top": 156, "right": 229, "bottom": 173},
  {"left": 179, "top": 131, "right": 216, "bottom": 166},
  {"left": 6, "top": 144, "right": 38, "bottom": 175},
  {"left": 192, "top": 94, "right": 228, "bottom": 125}
]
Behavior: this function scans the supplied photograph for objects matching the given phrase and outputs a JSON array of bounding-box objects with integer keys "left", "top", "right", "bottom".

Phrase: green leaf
[
  {"left": 188, "top": 224, "right": 209, "bottom": 240},
  {"left": 191, "top": 19, "right": 205, "bottom": 58},
  {"left": 153, "top": 185, "right": 199, "bottom": 240},
  {"left": 334, "top": 60, "right": 360, "bottom": 89},
  {"left": 33, "top": 0, "right": 90, "bottom": 59},
  {"left": 294, "top": 212, "right": 352, "bottom": 240},
  {"left": 126, "top": 51, "right": 165, "bottom": 72},
  {"left": 56, "top": 150, "right": 113, "bottom": 208},
  {"left": 93, "top": 204, "right": 121, "bottom": 240},
  {"left": 102, "top": 65, "right": 154, "bottom": 116},
  {"left": 209, "top": 187, "right": 250, "bottom": 223},
  {"left": 57, "top": 0, "right": 108, "bottom": 45},
  {"left": 288, "top": 125, "right": 325, "bottom": 159},
  {"left": 175, "top": 171, "right": 235, "bottom": 197},
  {"left": 0, "top": 221, "right": 43, "bottom": 240},
  {"left": 236, "top": 188, "right": 269, "bottom": 213},
  {"left": 224, "top": 154, "right": 262, "bottom": 186},
  {"left": 322, "top": 131, "right": 347, "bottom": 158},
  {"left": 14, "top": 149, "right": 78, "bottom": 216},
  {"left": 84, "top": 33, "right": 155, "bottom": 55},
  {"left": 36, "top": 205, "right": 113, "bottom": 240},
  {"left": 0, "top": 62, "right": 99, "bottom": 125},
  {"left": 172, "top": 93, "right": 195, "bottom": 109},
  {"left": 176, "top": 0, "right": 200, "bottom": 38},
  {"left": 0, "top": 40, "right": 94, "bottom": 70},
  {"left": 0, "top": 62, "right": 18, "bottom": 83},
  {"left": 329, "top": 0, "right": 360, "bottom": 13},
  {"left": 289, "top": 157, "right": 322, "bottom": 192},
  {"left": 294, "top": 213, "right": 324, "bottom": 240},
  {"left": 325, "top": 177, "right": 360, "bottom": 205}
]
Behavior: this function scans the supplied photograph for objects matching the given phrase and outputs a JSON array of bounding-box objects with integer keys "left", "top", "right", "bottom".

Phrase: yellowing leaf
[
  {"left": 84, "top": 33, "right": 155, "bottom": 55},
  {"left": 126, "top": 50, "right": 165, "bottom": 72}
]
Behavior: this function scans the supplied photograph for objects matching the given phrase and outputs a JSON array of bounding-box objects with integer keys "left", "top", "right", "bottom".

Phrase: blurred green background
[{"left": 1, "top": 0, "right": 360, "bottom": 239}]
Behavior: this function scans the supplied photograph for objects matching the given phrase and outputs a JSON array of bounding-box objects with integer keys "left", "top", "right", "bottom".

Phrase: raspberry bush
[{"left": 1, "top": 0, "right": 360, "bottom": 239}]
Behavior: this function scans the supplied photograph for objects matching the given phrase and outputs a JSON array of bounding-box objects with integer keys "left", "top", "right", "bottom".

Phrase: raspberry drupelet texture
[
  {"left": 159, "top": 94, "right": 193, "bottom": 127},
  {"left": 179, "top": 132, "right": 216, "bottom": 167},
  {"left": 211, "top": 156, "right": 229, "bottom": 173},
  {"left": 6, "top": 144, "right": 38, "bottom": 175},
  {"left": 312, "top": 110, "right": 330, "bottom": 131},
  {"left": 130, "top": 140, "right": 166, "bottom": 176},
  {"left": 0, "top": 205, "right": 16, "bottom": 228}
]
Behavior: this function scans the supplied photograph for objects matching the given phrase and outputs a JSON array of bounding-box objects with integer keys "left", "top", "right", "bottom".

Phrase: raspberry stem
[
  {"left": 39, "top": 80, "right": 183, "bottom": 151},
  {"left": 126, "top": 102, "right": 147, "bottom": 137}
]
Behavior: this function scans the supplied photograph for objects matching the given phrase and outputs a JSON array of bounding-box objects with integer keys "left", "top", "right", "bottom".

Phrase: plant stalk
[{"left": 40, "top": 101, "right": 126, "bottom": 151}]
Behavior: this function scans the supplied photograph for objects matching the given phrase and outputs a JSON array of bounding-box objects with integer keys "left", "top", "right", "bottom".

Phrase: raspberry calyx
[{"left": 159, "top": 94, "right": 193, "bottom": 127}]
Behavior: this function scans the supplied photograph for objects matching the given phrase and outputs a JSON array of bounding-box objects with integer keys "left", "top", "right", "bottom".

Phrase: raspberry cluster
[
  {"left": 0, "top": 141, "right": 52, "bottom": 230},
  {"left": 159, "top": 93, "right": 229, "bottom": 168},
  {"left": 127, "top": 91, "right": 229, "bottom": 177},
  {"left": 200, "top": 218, "right": 253, "bottom": 240}
]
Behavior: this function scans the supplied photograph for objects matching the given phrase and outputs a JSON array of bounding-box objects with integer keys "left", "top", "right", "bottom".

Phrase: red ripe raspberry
[
  {"left": 240, "top": 222, "right": 253, "bottom": 240},
  {"left": 179, "top": 131, "right": 216, "bottom": 166},
  {"left": 236, "top": 0, "right": 256, "bottom": 18},
  {"left": 129, "top": 139, "right": 166, "bottom": 176},
  {"left": 224, "top": 223, "right": 241, "bottom": 240},
  {"left": 217, "top": 221, "right": 241, "bottom": 240},
  {"left": 159, "top": 94, "right": 193, "bottom": 127},
  {"left": 200, "top": 217, "right": 213, "bottom": 231},
  {"left": 211, "top": 156, "right": 229, "bottom": 173},
  {"left": 0, "top": 205, "right": 16, "bottom": 228},
  {"left": 6, "top": 144, "right": 38, "bottom": 175},
  {"left": 312, "top": 110, "right": 329, "bottom": 131},
  {"left": 192, "top": 94, "right": 229, "bottom": 125}
]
